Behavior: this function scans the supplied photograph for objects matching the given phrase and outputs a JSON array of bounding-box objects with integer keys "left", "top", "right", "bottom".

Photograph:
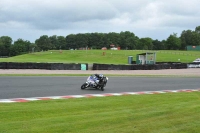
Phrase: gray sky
[{"left": 1, "top": 0, "right": 200, "bottom": 43}]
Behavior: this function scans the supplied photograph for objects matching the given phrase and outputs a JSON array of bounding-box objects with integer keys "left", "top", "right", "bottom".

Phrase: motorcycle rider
[
  {"left": 94, "top": 74, "right": 107, "bottom": 89},
  {"left": 94, "top": 74, "right": 104, "bottom": 83}
]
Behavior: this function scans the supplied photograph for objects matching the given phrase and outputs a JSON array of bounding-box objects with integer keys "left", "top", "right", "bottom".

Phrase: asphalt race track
[{"left": 0, "top": 76, "right": 199, "bottom": 99}]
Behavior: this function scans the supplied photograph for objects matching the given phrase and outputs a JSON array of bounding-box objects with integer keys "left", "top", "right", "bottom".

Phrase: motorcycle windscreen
[{"left": 87, "top": 76, "right": 95, "bottom": 84}]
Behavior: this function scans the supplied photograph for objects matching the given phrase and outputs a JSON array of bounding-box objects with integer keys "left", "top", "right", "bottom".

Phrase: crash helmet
[{"left": 99, "top": 74, "right": 103, "bottom": 79}]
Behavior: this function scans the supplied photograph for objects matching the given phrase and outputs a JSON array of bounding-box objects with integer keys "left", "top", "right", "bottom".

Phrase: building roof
[{"left": 138, "top": 52, "right": 155, "bottom": 55}]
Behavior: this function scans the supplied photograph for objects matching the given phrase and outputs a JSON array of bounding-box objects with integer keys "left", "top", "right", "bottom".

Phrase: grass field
[
  {"left": 0, "top": 50, "right": 200, "bottom": 64},
  {"left": 1, "top": 50, "right": 200, "bottom": 133},
  {"left": 0, "top": 92, "right": 200, "bottom": 133}
]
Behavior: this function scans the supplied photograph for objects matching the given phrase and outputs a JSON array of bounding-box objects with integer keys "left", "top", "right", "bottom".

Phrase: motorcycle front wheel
[
  {"left": 101, "top": 86, "right": 104, "bottom": 91},
  {"left": 81, "top": 83, "right": 87, "bottom": 90}
]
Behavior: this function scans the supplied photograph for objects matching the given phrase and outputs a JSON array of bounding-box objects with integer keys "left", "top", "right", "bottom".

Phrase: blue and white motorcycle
[{"left": 81, "top": 75, "right": 108, "bottom": 91}]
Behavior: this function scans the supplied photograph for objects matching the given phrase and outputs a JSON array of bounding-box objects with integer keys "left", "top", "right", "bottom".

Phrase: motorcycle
[{"left": 81, "top": 75, "right": 108, "bottom": 91}]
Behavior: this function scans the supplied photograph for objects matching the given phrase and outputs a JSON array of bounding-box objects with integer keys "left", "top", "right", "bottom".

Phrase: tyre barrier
[
  {"left": 49, "top": 63, "right": 83, "bottom": 70},
  {"left": 0, "top": 62, "right": 88, "bottom": 70},
  {"left": 0, "top": 62, "right": 7, "bottom": 69},
  {"left": 0, "top": 62, "right": 189, "bottom": 70},
  {"left": 187, "top": 63, "right": 200, "bottom": 68},
  {"left": 93, "top": 63, "right": 188, "bottom": 70}
]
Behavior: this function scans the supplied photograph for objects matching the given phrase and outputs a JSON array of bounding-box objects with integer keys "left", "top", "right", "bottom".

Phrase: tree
[
  {"left": 180, "top": 27, "right": 200, "bottom": 50},
  {"left": 49, "top": 35, "right": 67, "bottom": 50},
  {"left": 161, "top": 40, "right": 167, "bottom": 50},
  {"left": 137, "top": 37, "right": 153, "bottom": 50},
  {"left": 88, "top": 33, "right": 103, "bottom": 49},
  {"left": 49, "top": 35, "right": 58, "bottom": 50},
  {"left": 35, "top": 35, "right": 51, "bottom": 51},
  {"left": 75, "top": 34, "right": 89, "bottom": 49},
  {"left": 29, "top": 43, "right": 39, "bottom": 53},
  {"left": 0, "top": 41, "right": 6, "bottom": 56},
  {"left": 119, "top": 31, "right": 138, "bottom": 50},
  {"left": 107, "top": 32, "right": 120, "bottom": 47},
  {"left": 9, "top": 39, "right": 31, "bottom": 56},
  {"left": 166, "top": 33, "right": 181, "bottom": 50},
  {"left": 57, "top": 36, "right": 67, "bottom": 50},
  {"left": 126, "top": 36, "right": 139, "bottom": 50},
  {"left": 101, "top": 34, "right": 110, "bottom": 48},
  {"left": 191, "top": 31, "right": 200, "bottom": 46},
  {"left": 152, "top": 39, "right": 165, "bottom": 50},
  {"left": 180, "top": 30, "right": 193, "bottom": 50},
  {"left": 0, "top": 36, "right": 12, "bottom": 56},
  {"left": 66, "top": 34, "right": 76, "bottom": 49},
  {"left": 195, "top": 26, "right": 200, "bottom": 34}
]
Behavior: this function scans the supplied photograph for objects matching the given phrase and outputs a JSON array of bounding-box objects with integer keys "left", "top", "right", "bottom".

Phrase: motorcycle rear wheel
[{"left": 81, "top": 83, "right": 87, "bottom": 90}]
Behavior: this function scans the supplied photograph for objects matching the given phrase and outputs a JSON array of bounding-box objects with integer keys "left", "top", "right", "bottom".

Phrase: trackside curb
[{"left": 0, "top": 89, "right": 200, "bottom": 103}]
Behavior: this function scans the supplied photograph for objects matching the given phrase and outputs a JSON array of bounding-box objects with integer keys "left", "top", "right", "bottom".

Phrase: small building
[
  {"left": 187, "top": 46, "right": 200, "bottom": 51},
  {"left": 136, "top": 52, "right": 156, "bottom": 65}
]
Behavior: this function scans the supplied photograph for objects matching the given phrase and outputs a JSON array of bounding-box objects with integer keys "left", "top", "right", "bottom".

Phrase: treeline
[{"left": 0, "top": 26, "right": 200, "bottom": 57}]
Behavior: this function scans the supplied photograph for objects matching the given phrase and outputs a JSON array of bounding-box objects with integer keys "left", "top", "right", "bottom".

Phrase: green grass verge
[
  {"left": 0, "top": 92, "right": 200, "bottom": 133},
  {"left": 0, "top": 50, "right": 199, "bottom": 64}
]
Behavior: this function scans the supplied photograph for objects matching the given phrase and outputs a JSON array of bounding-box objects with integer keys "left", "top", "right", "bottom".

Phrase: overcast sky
[{"left": 1, "top": 0, "right": 200, "bottom": 43}]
